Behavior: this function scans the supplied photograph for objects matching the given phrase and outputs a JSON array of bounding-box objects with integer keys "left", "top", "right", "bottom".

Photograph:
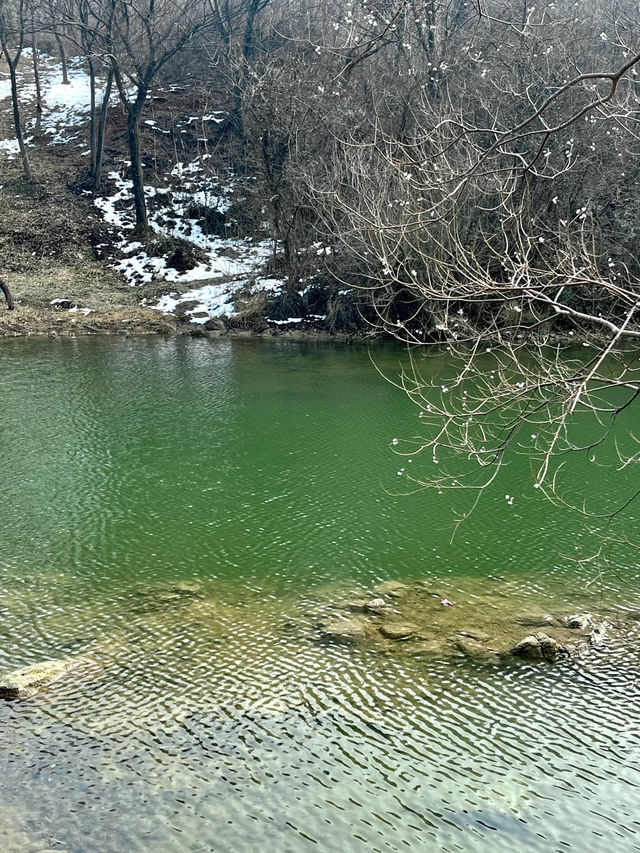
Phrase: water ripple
[{"left": 1, "top": 338, "right": 639, "bottom": 852}]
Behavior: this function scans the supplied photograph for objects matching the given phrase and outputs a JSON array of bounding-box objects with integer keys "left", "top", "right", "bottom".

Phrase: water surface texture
[{"left": 0, "top": 337, "right": 638, "bottom": 853}]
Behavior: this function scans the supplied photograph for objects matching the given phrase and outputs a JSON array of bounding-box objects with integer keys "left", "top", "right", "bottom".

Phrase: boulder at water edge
[
  {"left": 510, "top": 632, "right": 563, "bottom": 662},
  {"left": 0, "top": 659, "right": 76, "bottom": 700},
  {"left": 320, "top": 617, "right": 372, "bottom": 645},
  {"left": 380, "top": 623, "right": 419, "bottom": 640}
]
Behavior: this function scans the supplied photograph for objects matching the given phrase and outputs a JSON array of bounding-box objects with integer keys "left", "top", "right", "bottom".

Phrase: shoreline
[
  {"left": 0, "top": 304, "right": 621, "bottom": 350},
  {"left": 0, "top": 305, "right": 380, "bottom": 342}
]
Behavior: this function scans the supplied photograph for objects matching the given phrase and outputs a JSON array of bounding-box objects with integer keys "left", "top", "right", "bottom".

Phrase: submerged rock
[
  {"left": 457, "top": 631, "right": 490, "bottom": 642},
  {"left": 561, "top": 614, "right": 591, "bottom": 630},
  {"left": 510, "top": 633, "right": 563, "bottom": 662},
  {"left": 380, "top": 623, "right": 419, "bottom": 640},
  {"left": 454, "top": 637, "right": 497, "bottom": 660},
  {"left": 345, "top": 597, "right": 391, "bottom": 616},
  {"left": 344, "top": 601, "right": 366, "bottom": 613},
  {"left": 516, "top": 614, "right": 556, "bottom": 628},
  {"left": 302, "top": 574, "right": 633, "bottom": 665},
  {"left": 168, "top": 580, "right": 203, "bottom": 597},
  {"left": 365, "top": 597, "right": 389, "bottom": 615},
  {"left": 0, "top": 659, "right": 76, "bottom": 700},
  {"left": 320, "top": 617, "right": 372, "bottom": 645},
  {"left": 132, "top": 579, "right": 204, "bottom": 612},
  {"left": 371, "top": 580, "right": 409, "bottom": 599}
]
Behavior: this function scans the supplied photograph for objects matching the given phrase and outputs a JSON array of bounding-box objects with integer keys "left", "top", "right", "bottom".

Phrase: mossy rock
[
  {"left": 380, "top": 623, "right": 419, "bottom": 640},
  {"left": 320, "top": 617, "right": 373, "bottom": 645},
  {"left": 0, "top": 658, "right": 77, "bottom": 700}
]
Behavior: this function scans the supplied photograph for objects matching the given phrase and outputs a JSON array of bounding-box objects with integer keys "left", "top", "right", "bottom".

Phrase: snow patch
[
  {"left": 150, "top": 277, "right": 284, "bottom": 323},
  {"left": 96, "top": 170, "right": 275, "bottom": 288}
]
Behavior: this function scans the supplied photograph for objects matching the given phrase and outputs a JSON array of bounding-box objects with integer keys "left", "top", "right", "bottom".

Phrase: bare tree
[
  {"left": 0, "top": 278, "right": 16, "bottom": 309},
  {"left": 0, "top": 0, "right": 34, "bottom": 180},
  {"left": 100, "top": 0, "right": 212, "bottom": 232},
  {"left": 30, "top": 7, "right": 43, "bottom": 134},
  {"left": 73, "top": 0, "right": 114, "bottom": 188},
  {"left": 316, "top": 0, "right": 640, "bottom": 552}
]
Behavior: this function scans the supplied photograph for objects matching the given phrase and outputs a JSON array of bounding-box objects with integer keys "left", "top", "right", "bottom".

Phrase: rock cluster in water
[
  {"left": 2, "top": 575, "right": 638, "bottom": 704},
  {"left": 303, "top": 578, "right": 626, "bottom": 664}
]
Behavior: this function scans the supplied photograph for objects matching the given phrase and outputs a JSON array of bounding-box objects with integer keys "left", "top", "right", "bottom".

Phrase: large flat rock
[{"left": 0, "top": 659, "right": 76, "bottom": 700}]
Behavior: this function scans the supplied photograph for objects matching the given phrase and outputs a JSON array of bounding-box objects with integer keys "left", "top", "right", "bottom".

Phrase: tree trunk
[
  {"left": 0, "top": 279, "right": 16, "bottom": 310},
  {"left": 127, "top": 110, "right": 148, "bottom": 232},
  {"left": 31, "top": 17, "right": 42, "bottom": 136},
  {"left": 92, "top": 70, "right": 113, "bottom": 192},
  {"left": 88, "top": 60, "right": 97, "bottom": 177},
  {"left": 7, "top": 58, "right": 33, "bottom": 181},
  {"left": 54, "top": 31, "right": 69, "bottom": 84}
]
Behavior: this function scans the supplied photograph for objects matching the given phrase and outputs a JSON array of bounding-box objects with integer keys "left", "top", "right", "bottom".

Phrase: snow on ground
[
  {"left": 40, "top": 60, "right": 110, "bottom": 144},
  {"left": 95, "top": 166, "right": 285, "bottom": 318},
  {"left": 268, "top": 315, "right": 327, "bottom": 325},
  {"left": 0, "top": 138, "right": 22, "bottom": 156},
  {"left": 183, "top": 112, "right": 225, "bottom": 124},
  {"left": 0, "top": 53, "right": 286, "bottom": 321},
  {"left": 0, "top": 52, "right": 114, "bottom": 151},
  {"left": 96, "top": 169, "right": 277, "bottom": 288},
  {"left": 151, "top": 277, "right": 283, "bottom": 323}
]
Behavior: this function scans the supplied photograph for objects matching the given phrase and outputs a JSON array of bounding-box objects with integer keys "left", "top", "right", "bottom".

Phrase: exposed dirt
[{"left": 0, "top": 59, "right": 376, "bottom": 341}]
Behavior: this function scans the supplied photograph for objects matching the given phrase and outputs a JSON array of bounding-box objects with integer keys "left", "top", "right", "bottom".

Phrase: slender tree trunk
[
  {"left": 229, "top": 82, "right": 245, "bottom": 141},
  {"left": 127, "top": 109, "right": 148, "bottom": 231},
  {"left": 88, "top": 59, "right": 97, "bottom": 177},
  {"left": 93, "top": 69, "right": 113, "bottom": 192},
  {"left": 225, "top": 0, "right": 261, "bottom": 141},
  {"left": 111, "top": 64, "right": 149, "bottom": 231},
  {"left": 54, "top": 31, "right": 69, "bottom": 84},
  {"left": 6, "top": 56, "right": 33, "bottom": 181},
  {"left": 31, "top": 17, "right": 42, "bottom": 136},
  {"left": 0, "top": 279, "right": 16, "bottom": 310}
]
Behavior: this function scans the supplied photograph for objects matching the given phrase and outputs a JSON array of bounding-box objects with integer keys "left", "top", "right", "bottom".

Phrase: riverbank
[
  {"left": 1, "top": 52, "right": 383, "bottom": 343},
  {"left": 2, "top": 56, "right": 631, "bottom": 348},
  {"left": 0, "top": 302, "right": 378, "bottom": 340}
]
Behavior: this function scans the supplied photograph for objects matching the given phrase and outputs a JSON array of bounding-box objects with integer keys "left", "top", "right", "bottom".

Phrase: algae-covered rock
[
  {"left": 562, "top": 614, "right": 591, "bottom": 630},
  {"left": 365, "top": 597, "right": 389, "bottom": 615},
  {"left": 0, "top": 659, "right": 76, "bottom": 700},
  {"left": 510, "top": 632, "right": 562, "bottom": 662},
  {"left": 380, "top": 623, "right": 419, "bottom": 640},
  {"left": 320, "top": 617, "right": 372, "bottom": 645},
  {"left": 371, "top": 580, "right": 409, "bottom": 599}
]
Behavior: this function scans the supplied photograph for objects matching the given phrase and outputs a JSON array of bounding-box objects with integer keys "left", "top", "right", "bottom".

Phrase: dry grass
[{"left": 0, "top": 304, "right": 177, "bottom": 335}]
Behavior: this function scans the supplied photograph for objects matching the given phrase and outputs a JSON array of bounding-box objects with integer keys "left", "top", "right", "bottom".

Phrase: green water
[{"left": 0, "top": 337, "right": 639, "bottom": 853}]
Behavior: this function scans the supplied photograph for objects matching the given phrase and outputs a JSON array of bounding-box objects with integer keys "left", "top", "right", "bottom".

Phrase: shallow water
[{"left": 0, "top": 337, "right": 639, "bottom": 852}]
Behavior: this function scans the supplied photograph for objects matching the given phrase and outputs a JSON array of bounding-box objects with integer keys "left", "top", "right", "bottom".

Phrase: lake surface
[{"left": 0, "top": 336, "right": 639, "bottom": 852}]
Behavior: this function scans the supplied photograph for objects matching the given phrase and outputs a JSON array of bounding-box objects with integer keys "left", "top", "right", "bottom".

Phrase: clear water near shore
[{"left": 0, "top": 337, "right": 639, "bottom": 852}]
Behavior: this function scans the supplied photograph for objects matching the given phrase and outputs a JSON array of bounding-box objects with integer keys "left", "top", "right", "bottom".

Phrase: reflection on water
[{"left": 0, "top": 337, "right": 639, "bottom": 852}]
